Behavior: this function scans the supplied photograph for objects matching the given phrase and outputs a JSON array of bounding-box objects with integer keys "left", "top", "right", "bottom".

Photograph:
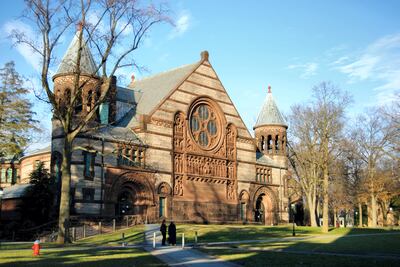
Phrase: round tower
[
  {"left": 52, "top": 27, "right": 101, "bottom": 121},
  {"left": 253, "top": 86, "right": 287, "bottom": 156}
]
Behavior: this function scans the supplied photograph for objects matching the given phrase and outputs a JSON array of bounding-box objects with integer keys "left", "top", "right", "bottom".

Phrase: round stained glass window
[{"left": 189, "top": 103, "right": 221, "bottom": 149}]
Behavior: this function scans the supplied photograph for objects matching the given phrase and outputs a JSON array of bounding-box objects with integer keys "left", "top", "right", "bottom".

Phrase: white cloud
[
  {"left": 169, "top": 11, "right": 190, "bottom": 39},
  {"left": 335, "top": 33, "right": 400, "bottom": 104},
  {"left": 3, "top": 20, "right": 42, "bottom": 72},
  {"left": 287, "top": 62, "right": 318, "bottom": 78}
]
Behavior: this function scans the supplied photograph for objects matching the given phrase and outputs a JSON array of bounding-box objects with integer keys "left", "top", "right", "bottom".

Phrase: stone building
[{"left": 8, "top": 31, "right": 290, "bottom": 224}]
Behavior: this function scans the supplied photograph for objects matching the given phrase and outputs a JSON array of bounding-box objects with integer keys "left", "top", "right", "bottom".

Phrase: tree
[
  {"left": 352, "top": 108, "right": 398, "bottom": 227},
  {"left": 20, "top": 161, "right": 57, "bottom": 226},
  {"left": 288, "top": 105, "right": 322, "bottom": 227},
  {"left": 10, "top": 0, "right": 171, "bottom": 243},
  {"left": 288, "top": 82, "right": 351, "bottom": 231},
  {"left": 0, "top": 61, "right": 38, "bottom": 157}
]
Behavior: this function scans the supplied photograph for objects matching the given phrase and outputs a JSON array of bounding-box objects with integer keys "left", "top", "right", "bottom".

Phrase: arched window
[
  {"left": 260, "top": 136, "right": 265, "bottom": 151},
  {"left": 0, "top": 168, "right": 5, "bottom": 183},
  {"left": 6, "top": 168, "right": 13, "bottom": 183},
  {"left": 275, "top": 135, "right": 280, "bottom": 151},
  {"left": 267, "top": 135, "right": 272, "bottom": 152}
]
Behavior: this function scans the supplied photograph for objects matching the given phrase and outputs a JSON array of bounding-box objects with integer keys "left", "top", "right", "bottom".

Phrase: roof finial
[
  {"left": 201, "top": 51, "right": 209, "bottom": 61},
  {"left": 268, "top": 85, "right": 271, "bottom": 94}
]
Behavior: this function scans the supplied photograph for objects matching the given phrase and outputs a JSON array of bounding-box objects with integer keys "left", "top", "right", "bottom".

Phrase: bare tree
[
  {"left": 352, "top": 108, "right": 398, "bottom": 227},
  {"left": 288, "top": 82, "right": 351, "bottom": 232},
  {"left": 10, "top": 0, "right": 171, "bottom": 243},
  {"left": 288, "top": 105, "right": 322, "bottom": 227}
]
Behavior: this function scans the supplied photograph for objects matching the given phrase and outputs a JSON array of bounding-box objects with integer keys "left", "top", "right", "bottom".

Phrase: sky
[{"left": 0, "top": 0, "right": 399, "bottom": 151}]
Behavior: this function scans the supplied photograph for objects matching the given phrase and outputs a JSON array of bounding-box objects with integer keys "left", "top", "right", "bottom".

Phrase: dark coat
[
  {"left": 160, "top": 223, "right": 167, "bottom": 234},
  {"left": 168, "top": 222, "right": 176, "bottom": 245}
]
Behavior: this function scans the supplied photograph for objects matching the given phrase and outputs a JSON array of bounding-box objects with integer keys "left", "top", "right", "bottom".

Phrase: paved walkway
[{"left": 144, "top": 224, "right": 240, "bottom": 267}]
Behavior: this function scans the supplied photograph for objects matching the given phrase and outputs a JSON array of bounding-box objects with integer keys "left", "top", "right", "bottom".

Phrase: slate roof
[
  {"left": 84, "top": 126, "right": 143, "bottom": 145},
  {"left": 254, "top": 89, "right": 287, "bottom": 128},
  {"left": 1, "top": 183, "right": 32, "bottom": 199},
  {"left": 56, "top": 31, "right": 98, "bottom": 76},
  {"left": 127, "top": 63, "right": 198, "bottom": 116}
]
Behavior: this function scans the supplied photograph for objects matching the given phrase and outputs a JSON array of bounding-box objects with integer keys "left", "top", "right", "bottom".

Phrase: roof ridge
[{"left": 128, "top": 62, "right": 197, "bottom": 87}]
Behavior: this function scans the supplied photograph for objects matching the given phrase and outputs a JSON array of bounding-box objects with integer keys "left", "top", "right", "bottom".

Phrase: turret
[
  {"left": 254, "top": 86, "right": 287, "bottom": 156},
  {"left": 52, "top": 25, "right": 116, "bottom": 124}
]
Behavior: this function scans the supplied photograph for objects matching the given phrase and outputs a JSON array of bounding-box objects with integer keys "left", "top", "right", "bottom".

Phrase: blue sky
[{"left": 1, "top": 0, "right": 399, "bottom": 150}]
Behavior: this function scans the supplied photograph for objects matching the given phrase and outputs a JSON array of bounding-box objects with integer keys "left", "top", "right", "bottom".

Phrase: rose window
[{"left": 190, "top": 104, "right": 220, "bottom": 149}]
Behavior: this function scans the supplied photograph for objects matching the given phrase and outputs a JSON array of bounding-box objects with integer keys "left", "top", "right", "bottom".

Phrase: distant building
[{"left": 0, "top": 146, "right": 51, "bottom": 221}]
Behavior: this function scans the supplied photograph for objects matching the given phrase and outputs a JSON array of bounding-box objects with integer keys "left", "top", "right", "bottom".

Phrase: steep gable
[{"left": 150, "top": 51, "right": 252, "bottom": 139}]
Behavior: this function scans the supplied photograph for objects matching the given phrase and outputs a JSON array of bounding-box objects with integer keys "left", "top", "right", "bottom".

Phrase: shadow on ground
[{"left": 201, "top": 227, "right": 400, "bottom": 267}]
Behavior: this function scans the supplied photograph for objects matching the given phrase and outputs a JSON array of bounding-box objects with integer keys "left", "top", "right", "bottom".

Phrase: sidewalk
[{"left": 144, "top": 224, "right": 240, "bottom": 267}]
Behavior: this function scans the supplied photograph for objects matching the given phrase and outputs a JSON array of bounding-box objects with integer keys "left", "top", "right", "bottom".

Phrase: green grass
[
  {"left": 175, "top": 224, "right": 335, "bottom": 244},
  {"left": 0, "top": 225, "right": 145, "bottom": 250},
  {"left": 0, "top": 247, "right": 165, "bottom": 267},
  {"left": 76, "top": 224, "right": 145, "bottom": 246},
  {"left": 195, "top": 227, "right": 400, "bottom": 267},
  {"left": 203, "top": 248, "right": 400, "bottom": 267}
]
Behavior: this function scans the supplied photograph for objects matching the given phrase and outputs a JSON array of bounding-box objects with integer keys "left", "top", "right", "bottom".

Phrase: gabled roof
[
  {"left": 254, "top": 87, "right": 287, "bottom": 128},
  {"left": 127, "top": 63, "right": 199, "bottom": 116},
  {"left": 55, "top": 30, "right": 98, "bottom": 76}
]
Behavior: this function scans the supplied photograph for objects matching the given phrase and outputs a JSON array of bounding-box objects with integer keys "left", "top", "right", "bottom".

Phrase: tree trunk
[
  {"left": 358, "top": 202, "right": 363, "bottom": 227},
  {"left": 306, "top": 193, "right": 317, "bottom": 227},
  {"left": 370, "top": 194, "right": 377, "bottom": 228},
  {"left": 322, "top": 166, "right": 329, "bottom": 233},
  {"left": 333, "top": 207, "right": 337, "bottom": 228},
  {"left": 57, "top": 137, "right": 73, "bottom": 244}
]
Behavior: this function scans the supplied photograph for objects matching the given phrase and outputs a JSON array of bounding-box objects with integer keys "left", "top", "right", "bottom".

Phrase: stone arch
[
  {"left": 239, "top": 190, "right": 250, "bottom": 202},
  {"left": 157, "top": 182, "right": 172, "bottom": 196},
  {"left": 107, "top": 171, "right": 156, "bottom": 218},
  {"left": 253, "top": 186, "right": 279, "bottom": 225}
]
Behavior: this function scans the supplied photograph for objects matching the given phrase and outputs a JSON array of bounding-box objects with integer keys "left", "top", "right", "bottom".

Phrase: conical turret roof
[
  {"left": 254, "top": 86, "right": 287, "bottom": 128},
  {"left": 55, "top": 30, "right": 98, "bottom": 76}
]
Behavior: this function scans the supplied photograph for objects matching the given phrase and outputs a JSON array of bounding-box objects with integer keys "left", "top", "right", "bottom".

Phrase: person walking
[
  {"left": 160, "top": 219, "right": 167, "bottom": 246},
  {"left": 168, "top": 221, "right": 176, "bottom": 246}
]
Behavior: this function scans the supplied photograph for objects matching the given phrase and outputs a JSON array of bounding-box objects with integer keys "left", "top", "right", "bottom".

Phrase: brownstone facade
[{"left": 47, "top": 35, "right": 290, "bottom": 224}]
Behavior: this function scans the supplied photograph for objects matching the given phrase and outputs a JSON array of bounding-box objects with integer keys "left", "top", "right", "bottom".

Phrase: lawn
[
  {"left": 0, "top": 247, "right": 165, "bottom": 267},
  {"left": 0, "top": 225, "right": 161, "bottom": 267},
  {"left": 174, "top": 224, "right": 322, "bottom": 244},
  {"left": 194, "top": 226, "right": 400, "bottom": 267}
]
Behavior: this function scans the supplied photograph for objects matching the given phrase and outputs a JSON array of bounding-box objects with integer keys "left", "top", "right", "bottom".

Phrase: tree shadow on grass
[
  {"left": 0, "top": 247, "right": 166, "bottom": 267},
  {"left": 202, "top": 227, "right": 400, "bottom": 267}
]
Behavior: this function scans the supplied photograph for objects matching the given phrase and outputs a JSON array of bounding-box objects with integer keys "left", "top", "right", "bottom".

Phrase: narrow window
[
  {"left": 275, "top": 135, "right": 280, "bottom": 151},
  {"left": 159, "top": 197, "right": 166, "bottom": 217},
  {"left": 240, "top": 202, "right": 246, "bottom": 221},
  {"left": 6, "top": 168, "right": 13, "bottom": 183},
  {"left": 83, "top": 151, "right": 95, "bottom": 179},
  {"left": 34, "top": 160, "right": 41, "bottom": 169},
  {"left": 124, "top": 147, "right": 130, "bottom": 165},
  {"left": 267, "top": 135, "right": 272, "bottom": 152},
  {"left": 0, "top": 169, "right": 5, "bottom": 183},
  {"left": 132, "top": 148, "right": 137, "bottom": 164}
]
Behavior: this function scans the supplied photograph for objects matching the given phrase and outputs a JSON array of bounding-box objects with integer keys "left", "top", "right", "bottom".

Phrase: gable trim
[{"left": 147, "top": 57, "right": 205, "bottom": 118}]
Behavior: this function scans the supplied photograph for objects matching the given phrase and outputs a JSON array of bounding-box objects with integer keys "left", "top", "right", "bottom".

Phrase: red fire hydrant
[{"left": 32, "top": 240, "right": 40, "bottom": 256}]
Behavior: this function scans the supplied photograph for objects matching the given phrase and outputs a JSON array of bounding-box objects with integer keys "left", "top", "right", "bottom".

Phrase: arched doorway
[
  {"left": 105, "top": 171, "right": 155, "bottom": 220},
  {"left": 117, "top": 189, "right": 134, "bottom": 216},
  {"left": 255, "top": 195, "right": 265, "bottom": 223},
  {"left": 253, "top": 186, "right": 278, "bottom": 225}
]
